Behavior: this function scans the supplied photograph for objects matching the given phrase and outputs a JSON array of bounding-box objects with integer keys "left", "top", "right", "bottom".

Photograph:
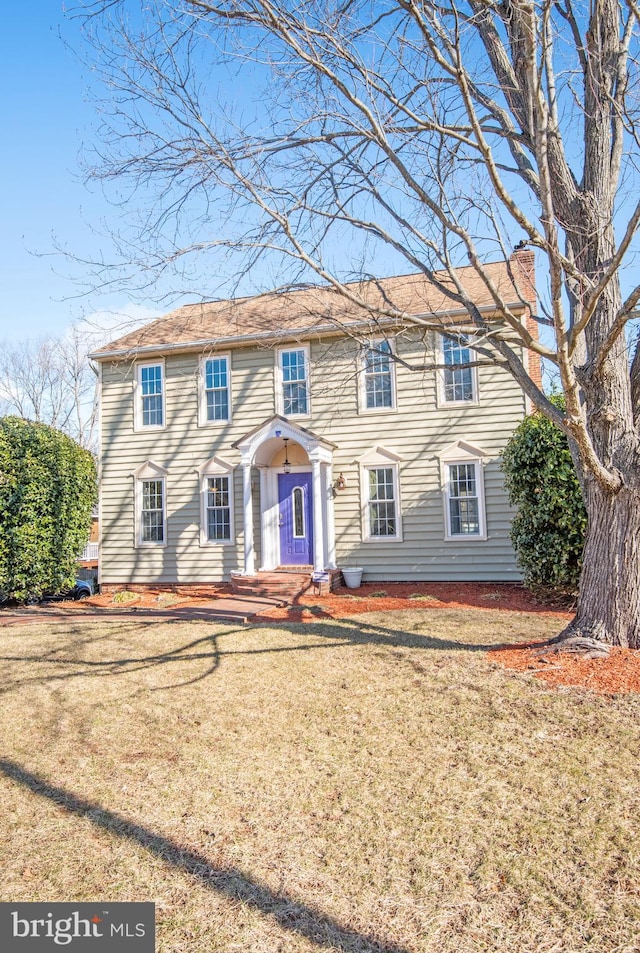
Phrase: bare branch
[{"left": 71, "top": 0, "right": 640, "bottom": 493}]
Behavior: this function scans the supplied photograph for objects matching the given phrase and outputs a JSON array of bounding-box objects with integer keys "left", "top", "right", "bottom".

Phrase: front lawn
[{"left": 1, "top": 608, "right": 638, "bottom": 952}]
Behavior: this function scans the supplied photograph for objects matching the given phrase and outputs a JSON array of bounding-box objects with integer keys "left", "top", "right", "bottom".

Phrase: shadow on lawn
[
  {"left": 0, "top": 758, "right": 409, "bottom": 953},
  {"left": 0, "top": 614, "right": 544, "bottom": 694}
]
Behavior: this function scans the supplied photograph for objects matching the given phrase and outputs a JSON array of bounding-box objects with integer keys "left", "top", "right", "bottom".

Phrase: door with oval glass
[{"left": 278, "top": 472, "right": 313, "bottom": 565}]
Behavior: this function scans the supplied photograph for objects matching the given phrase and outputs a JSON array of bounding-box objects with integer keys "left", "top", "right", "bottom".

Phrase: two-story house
[{"left": 90, "top": 252, "right": 539, "bottom": 593}]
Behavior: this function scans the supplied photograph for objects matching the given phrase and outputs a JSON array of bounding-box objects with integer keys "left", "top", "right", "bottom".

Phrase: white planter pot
[{"left": 342, "top": 567, "right": 364, "bottom": 589}]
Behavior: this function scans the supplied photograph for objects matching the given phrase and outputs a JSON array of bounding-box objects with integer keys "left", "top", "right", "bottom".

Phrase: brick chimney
[{"left": 510, "top": 247, "right": 542, "bottom": 392}]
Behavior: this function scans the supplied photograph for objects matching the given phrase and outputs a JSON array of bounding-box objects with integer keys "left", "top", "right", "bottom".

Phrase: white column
[
  {"left": 242, "top": 463, "right": 255, "bottom": 576},
  {"left": 311, "top": 458, "right": 325, "bottom": 572},
  {"left": 325, "top": 463, "right": 337, "bottom": 569},
  {"left": 258, "top": 466, "right": 270, "bottom": 571}
]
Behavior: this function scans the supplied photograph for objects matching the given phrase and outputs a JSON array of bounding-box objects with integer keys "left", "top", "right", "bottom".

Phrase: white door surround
[{"left": 232, "top": 415, "right": 337, "bottom": 574}]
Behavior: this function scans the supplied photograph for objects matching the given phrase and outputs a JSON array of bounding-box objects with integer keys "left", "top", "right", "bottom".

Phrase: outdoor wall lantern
[{"left": 335, "top": 472, "right": 347, "bottom": 491}]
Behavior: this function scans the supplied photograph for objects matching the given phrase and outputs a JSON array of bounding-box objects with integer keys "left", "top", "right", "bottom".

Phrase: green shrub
[
  {"left": 501, "top": 400, "right": 586, "bottom": 595},
  {"left": 0, "top": 417, "right": 97, "bottom": 602}
]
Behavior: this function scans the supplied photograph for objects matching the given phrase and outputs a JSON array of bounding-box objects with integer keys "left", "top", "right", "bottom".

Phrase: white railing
[{"left": 80, "top": 542, "right": 99, "bottom": 562}]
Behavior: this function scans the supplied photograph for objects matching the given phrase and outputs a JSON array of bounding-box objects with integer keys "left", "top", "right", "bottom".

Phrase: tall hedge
[
  {"left": 501, "top": 401, "right": 586, "bottom": 595},
  {"left": 0, "top": 417, "right": 97, "bottom": 602}
]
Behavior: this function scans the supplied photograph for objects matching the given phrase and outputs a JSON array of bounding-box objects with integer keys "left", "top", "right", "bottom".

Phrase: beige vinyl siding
[
  {"left": 308, "top": 332, "right": 524, "bottom": 581},
  {"left": 100, "top": 350, "right": 271, "bottom": 584},
  {"left": 99, "top": 329, "right": 525, "bottom": 584}
]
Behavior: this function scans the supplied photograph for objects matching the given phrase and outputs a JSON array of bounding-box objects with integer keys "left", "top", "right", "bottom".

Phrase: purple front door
[{"left": 278, "top": 472, "right": 313, "bottom": 565}]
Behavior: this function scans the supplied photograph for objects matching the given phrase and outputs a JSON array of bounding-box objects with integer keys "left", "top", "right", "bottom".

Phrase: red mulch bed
[
  {"left": 261, "top": 582, "right": 572, "bottom": 620},
  {"left": 490, "top": 642, "right": 640, "bottom": 695},
  {"left": 64, "top": 582, "right": 570, "bottom": 617}
]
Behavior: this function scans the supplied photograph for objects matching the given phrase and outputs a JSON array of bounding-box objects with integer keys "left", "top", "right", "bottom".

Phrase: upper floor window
[
  {"left": 361, "top": 339, "right": 395, "bottom": 411},
  {"left": 199, "top": 354, "right": 231, "bottom": 425},
  {"left": 278, "top": 347, "right": 310, "bottom": 416},
  {"left": 441, "top": 335, "right": 477, "bottom": 404},
  {"left": 135, "top": 362, "right": 165, "bottom": 429}
]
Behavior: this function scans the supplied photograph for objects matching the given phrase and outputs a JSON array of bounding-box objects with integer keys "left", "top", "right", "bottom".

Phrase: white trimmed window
[
  {"left": 141, "top": 480, "right": 165, "bottom": 542},
  {"left": 361, "top": 339, "right": 396, "bottom": 411},
  {"left": 277, "top": 347, "right": 310, "bottom": 416},
  {"left": 199, "top": 354, "right": 231, "bottom": 425},
  {"left": 440, "top": 335, "right": 477, "bottom": 405},
  {"left": 197, "top": 457, "right": 235, "bottom": 545},
  {"left": 135, "top": 361, "right": 165, "bottom": 429},
  {"left": 366, "top": 467, "right": 398, "bottom": 536},
  {"left": 437, "top": 441, "right": 487, "bottom": 540},
  {"left": 132, "top": 461, "right": 168, "bottom": 547},
  {"left": 358, "top": 446, "right": 403, "bottom": 542}
]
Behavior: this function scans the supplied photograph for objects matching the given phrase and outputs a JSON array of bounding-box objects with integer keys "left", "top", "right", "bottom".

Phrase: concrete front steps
[{"left": 230, "top": 567, "right": 343, "bottom": 600}]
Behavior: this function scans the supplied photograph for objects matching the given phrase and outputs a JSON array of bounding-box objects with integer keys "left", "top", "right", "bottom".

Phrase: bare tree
[
  {"left": 0, "top": 329, "right": 98, "bottom": 451},
  {"left": 78, "top": 0, "right": 640, "bottom": 647}
]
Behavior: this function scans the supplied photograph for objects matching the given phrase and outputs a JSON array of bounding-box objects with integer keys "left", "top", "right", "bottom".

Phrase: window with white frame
[
  {"left": 132, "top": 461, "right": 168, "bottom": 546},
  {"left": 136, "top": 362, "right": 165, "bottom": 429},
  {"left": 367, "top": 467, "right": 397, "bottom": 536},
  {"left": 200, "top": 354, "right": 231, "bottom": 424},
  {"left": 141, "top": 480, "right": 165, "bottom": 542},
  {"left": 438, "top": 441, "right": 487, "bottom": 540},
  {"left": 441, "top": 335, "right": 477, "bottom": 404},
  {"left": 446, "top": 463, "right": 481, "bottom": 535},
  {"left": 362, "top": 339, "right": 395, "bottom": 411},
  {"left": 358, "top": 446, "right": 403, "bottom": 541},
  {"left": 197, "top": 457, "right": 235, "bottom": 545},
  {"left": 278, "top": 347, "right": 309, "bottom": 416},
  {"left": 205, "top": 476, "right": 232, "bottom": 541}
]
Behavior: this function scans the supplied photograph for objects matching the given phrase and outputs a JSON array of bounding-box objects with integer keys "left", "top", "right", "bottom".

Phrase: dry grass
[{"left": 1, "top": 608, "right": 639, "bottom": 952}]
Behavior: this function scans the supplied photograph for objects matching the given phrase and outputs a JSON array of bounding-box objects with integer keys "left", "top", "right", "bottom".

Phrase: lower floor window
[
  {"left": 446, "top": 462, "right": 481, "bottom": 535},
  {"left": 141, "top": 479, "right": 165, "bottom": 543},
  {"left": 206, "top": 476, "right": 231, "bottom": 541},
  {"left": 366, "top": 466, "right": 398, "bottom": 537}
]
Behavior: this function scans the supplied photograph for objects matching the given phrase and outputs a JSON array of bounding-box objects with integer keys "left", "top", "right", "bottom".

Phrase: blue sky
[
  {"left": 1, "top": 4, "right": 633, "bottom": 362},
  {"left": 0, "top": 4, "right": 555, "bottom": 351},
  {"left": 0, "top": 4, "right": 548, "bottom": 350},
  {"left": 0, "top": 3, "right": 157, "bottom": 343},
  {"left": 0, "top": 3, "right": 299, "bottom": 346}
]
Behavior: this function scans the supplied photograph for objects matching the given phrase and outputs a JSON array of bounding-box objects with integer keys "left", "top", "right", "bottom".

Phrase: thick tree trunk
[{"left": 563, "top": 480, "right": 640, "bottom": 648}]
